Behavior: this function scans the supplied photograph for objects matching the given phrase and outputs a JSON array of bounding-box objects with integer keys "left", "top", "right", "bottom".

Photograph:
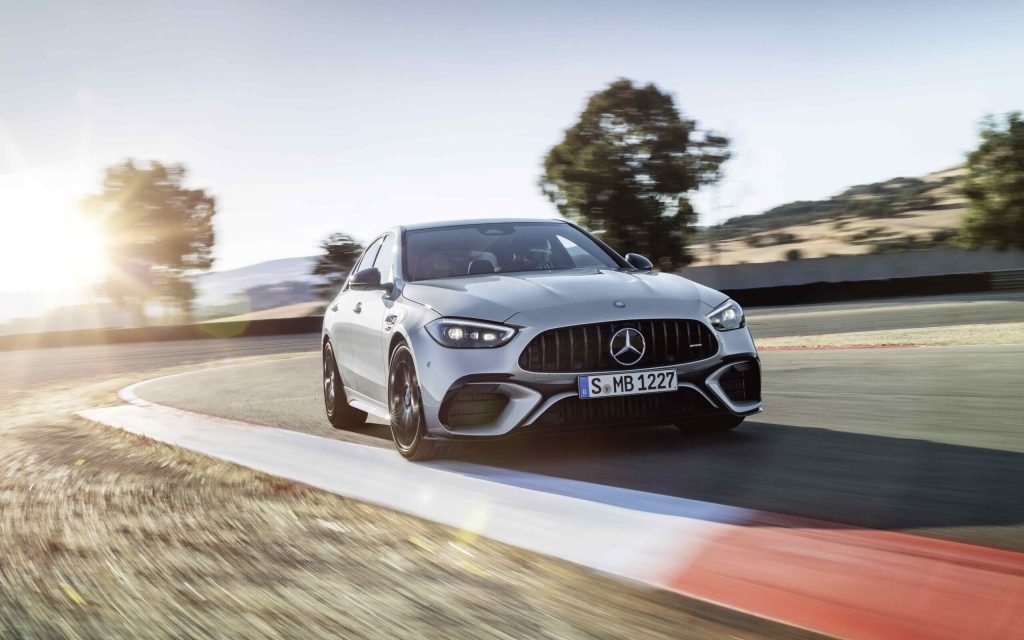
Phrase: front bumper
[{"left": 405, "top": 322, "right": 761, "bottom": 439}]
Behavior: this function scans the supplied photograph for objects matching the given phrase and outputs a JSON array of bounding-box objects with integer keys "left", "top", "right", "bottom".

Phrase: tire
[
  {"left": 323, "top": 341, "right": 367, "bottom": 429},
  {"left": 677, "top": 414, "right": 744, "bottom": 433},
  {"left": 388, "top": 344, "right": 447, "bottom": 461}
]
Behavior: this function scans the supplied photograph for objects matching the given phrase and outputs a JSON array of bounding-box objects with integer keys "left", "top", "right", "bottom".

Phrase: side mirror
[
  {"left": 625, "top": 253, "right": 654, "bottom": 271},
  {"left": 350, "top": 267, "right": 383, "bottom": 291}
]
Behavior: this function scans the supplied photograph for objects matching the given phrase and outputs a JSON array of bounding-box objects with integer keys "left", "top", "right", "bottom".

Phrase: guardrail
[
  {"left": 0, "top": 316, "right": 322, "bottom": 352},
  {"left": 1, "top": 269, "right": 1020, "bottom": 351},
  {"left": 720, "top": 271, "right": 994, "bottom": 307},
  {"left": 990, "top": 269, "right": 1024, "bottom": 291}
]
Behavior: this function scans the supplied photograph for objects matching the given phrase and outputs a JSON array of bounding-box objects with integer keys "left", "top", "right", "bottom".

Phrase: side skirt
[{"left": 346, "top": 388, "right": 390, "bottom": 422}]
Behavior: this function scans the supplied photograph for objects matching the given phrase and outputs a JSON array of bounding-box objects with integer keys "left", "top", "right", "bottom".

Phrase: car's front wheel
[
  {"left": 323, "top": 341, "right": 367, "bottom": 429},
  {"left": 677, "top": 414, "right": 744, "bottom": 433},
  {"left": 388, "top": 344, "right": 446, "bottom": 461}
]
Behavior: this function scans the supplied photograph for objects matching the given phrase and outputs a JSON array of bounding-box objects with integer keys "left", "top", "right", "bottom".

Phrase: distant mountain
[{"left": 193, "top": 256, "right": 324, "bottom": 310}]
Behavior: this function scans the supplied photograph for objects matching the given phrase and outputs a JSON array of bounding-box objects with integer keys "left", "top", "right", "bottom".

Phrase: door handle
[
  {"left": 353, "top": 302, "right": 362, "bottom": 314},
  {"left": 330, "top": 303, "right": 338, "bottom": 312}
]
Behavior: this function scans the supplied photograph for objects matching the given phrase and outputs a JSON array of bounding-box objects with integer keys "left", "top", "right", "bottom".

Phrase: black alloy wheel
[
  {"left": 323, "top": 341, "right": 367, "bottom": 429},
  {"left": 388, "top": 344, "right": 445, "bottom": 460}
]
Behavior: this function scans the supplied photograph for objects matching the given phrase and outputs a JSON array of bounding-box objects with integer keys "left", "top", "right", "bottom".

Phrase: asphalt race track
[
  {"left": 745, "top": 290, "right": 1024, "bottom": 337},
  {"left": 133, "top": 344, "right": 1024, "bottom": 553},
  {"left": 3, "top": 291, "right": 1019, "bottom": 388},
  {"left": 5, "top": 292, "right": 1022, "bottom": 554}
]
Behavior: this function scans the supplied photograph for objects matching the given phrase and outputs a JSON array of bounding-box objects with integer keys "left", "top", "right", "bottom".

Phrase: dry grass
[
  {"left": 201, "top": 301, "right": 327, "bottom": 324},
  {"left": 0, "top": 370, "right": 811, "bottom": 639},
  {"left": 690, "top": 167, "right": 967, "bottom": 265},
  {"left": 691, "top": 208, "right": 964, "bottom": 265}
]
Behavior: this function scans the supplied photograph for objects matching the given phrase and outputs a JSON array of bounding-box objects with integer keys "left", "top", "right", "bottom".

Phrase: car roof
[{"left": 398, "top": 217, "right": 569, "bottom": 233}]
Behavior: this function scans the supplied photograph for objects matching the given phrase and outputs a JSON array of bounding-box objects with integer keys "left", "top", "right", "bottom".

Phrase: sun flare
[{"left": 0, "top": 173, "right": 109, "bottom": 294}]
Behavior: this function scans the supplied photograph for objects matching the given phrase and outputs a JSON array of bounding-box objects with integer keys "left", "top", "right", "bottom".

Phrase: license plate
[{"left": 578, "top": 369, "right": 677, "bottom": 399}]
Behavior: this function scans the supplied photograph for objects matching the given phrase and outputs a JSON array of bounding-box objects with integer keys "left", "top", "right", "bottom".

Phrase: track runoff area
[{"left": 79, "top": 294, "right": 1024, "bottom": 638}]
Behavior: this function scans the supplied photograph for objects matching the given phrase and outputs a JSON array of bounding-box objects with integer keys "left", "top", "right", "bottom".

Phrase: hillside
[
  {"left": 690, "top": 166, "right": 966, "bottom": 265},
  {"left": 193, "top": 256, "right": 323, "bottom": 313}
]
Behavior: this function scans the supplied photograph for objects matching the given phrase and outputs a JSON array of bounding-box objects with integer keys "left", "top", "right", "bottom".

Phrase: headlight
[
  {"left": 707, "top": 299, "right": 744, "bottom": 331},
  {"left": 425, "top": 318, "right": 517, "bottom": 348}
]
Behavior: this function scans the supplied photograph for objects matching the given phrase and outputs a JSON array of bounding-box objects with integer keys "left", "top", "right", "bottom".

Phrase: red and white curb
[{"left": 81, "top": 385, "right": 1024, "bottom": 640}]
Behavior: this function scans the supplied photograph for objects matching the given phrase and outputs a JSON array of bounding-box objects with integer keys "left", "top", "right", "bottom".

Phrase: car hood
[{"left": 401, "top": 269, "right": 728, "bottom": 325}]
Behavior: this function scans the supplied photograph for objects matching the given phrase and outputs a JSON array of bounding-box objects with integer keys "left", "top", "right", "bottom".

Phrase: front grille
[
  {"left": 519, "top": 319, "right": 718, "bottom": 373},
  {"left": 719, "top": 360, "right": 761, "bottom": 403},
  {"left": 531, "top": 388, "right": 715, "bottom": 429},
  {"left": 443, "top": 391, "right": 509, "bottom": 428}
]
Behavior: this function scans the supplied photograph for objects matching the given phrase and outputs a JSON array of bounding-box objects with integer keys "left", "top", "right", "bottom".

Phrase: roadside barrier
[
  {"left": 722, "top": 271, "right": 992, "bottom": 307},
  {"left": 0, "top": 316, "right": 322, "bottom": 351},
  {"left": 2, "top": 269, "right": 1019, "bottom": 351}
]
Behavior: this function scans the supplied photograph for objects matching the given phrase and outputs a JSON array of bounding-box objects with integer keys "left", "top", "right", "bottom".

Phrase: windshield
[{"left": 403, "top": 222, "right": 624, "bottom": 281}]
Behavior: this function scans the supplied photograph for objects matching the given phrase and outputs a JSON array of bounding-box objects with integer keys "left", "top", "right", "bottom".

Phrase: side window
[
  {"left": 557, "top": 234, "right": 604, "bottom": 268},
  {"left": 346, "top": 237, "right": 382, "bottom": 289},
  {"left": 372, "top": 234, "right": 396, "bottom": 283}
]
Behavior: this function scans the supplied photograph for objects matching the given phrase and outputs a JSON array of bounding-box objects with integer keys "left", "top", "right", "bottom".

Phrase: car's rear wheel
[
  {"left": 388, "top": 344, "right": 445, "bottom": 461},
  {"left": 677, "top": 414, "right": 744, "bottom": 433},
  {"left": 323, "top": 341, "right": 367, "bottom": 429}
]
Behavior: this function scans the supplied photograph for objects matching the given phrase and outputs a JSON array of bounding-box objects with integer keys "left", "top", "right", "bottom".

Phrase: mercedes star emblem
[{"left": 609, "top": 327, "right": 646, "bottom": 366}]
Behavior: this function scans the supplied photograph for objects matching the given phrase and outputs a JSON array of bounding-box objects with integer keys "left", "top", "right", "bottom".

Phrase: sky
[{"left": 1, "top": 0, "right": 1022, "bottom": 295}]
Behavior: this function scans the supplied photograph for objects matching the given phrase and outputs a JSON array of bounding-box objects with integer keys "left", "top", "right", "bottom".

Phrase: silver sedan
[{"left": 322, "top": 219, "right": 761, "bottom": 460}]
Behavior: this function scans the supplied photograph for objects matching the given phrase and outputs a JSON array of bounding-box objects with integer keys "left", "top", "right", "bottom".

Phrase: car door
[
  {"left": 347, "top": 232, "right": 396, "bottom": 402},
  {"left": 331, "top": 237, "right": 382, "bottom": 386}
]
